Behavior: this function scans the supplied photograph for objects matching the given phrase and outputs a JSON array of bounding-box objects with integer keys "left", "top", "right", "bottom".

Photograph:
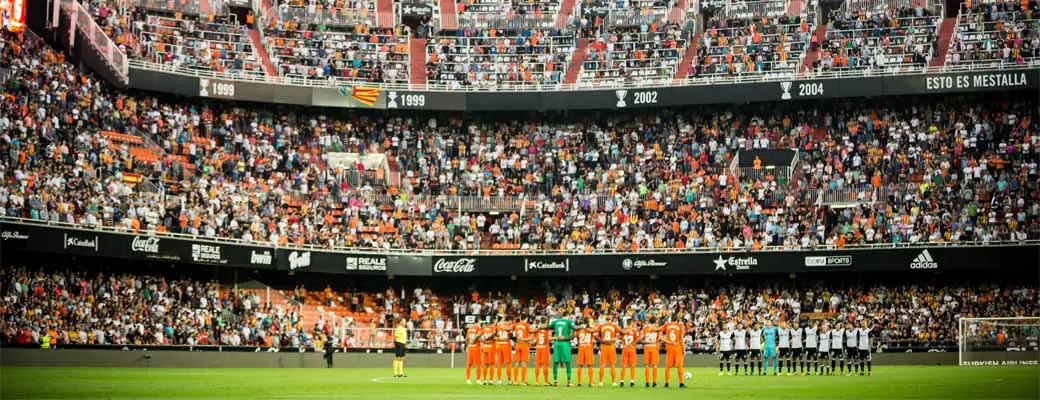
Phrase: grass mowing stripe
[{"left": 2, "top": 366, "right": 1037, "bottom": 400}]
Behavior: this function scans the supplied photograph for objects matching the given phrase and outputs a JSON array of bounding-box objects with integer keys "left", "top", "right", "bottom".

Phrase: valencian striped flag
[{"left": 338, "top": 86, "right": 381, "bottom": 107}]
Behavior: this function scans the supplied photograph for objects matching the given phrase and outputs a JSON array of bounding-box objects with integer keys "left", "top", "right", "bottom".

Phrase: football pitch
[{"left": 1, "top": 366, "right": 1037, "bottom": 399}]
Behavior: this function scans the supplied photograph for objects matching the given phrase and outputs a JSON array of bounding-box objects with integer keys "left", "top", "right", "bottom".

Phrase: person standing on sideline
[
  {"left": 393, "top": 319, "right": 408, "bottom": 378},
  {"left": 323, "top": 335, "right": 336, "bottom": 368}
]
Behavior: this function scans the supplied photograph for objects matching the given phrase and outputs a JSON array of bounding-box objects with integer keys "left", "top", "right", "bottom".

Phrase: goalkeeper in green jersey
[{"left": 547, "top": 314, "right": 576, "bottom": 386}]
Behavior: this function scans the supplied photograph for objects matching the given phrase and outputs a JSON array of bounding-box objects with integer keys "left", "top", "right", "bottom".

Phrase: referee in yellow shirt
[{"left": 393, "top": 319, "right": 408, "bottom": 378}]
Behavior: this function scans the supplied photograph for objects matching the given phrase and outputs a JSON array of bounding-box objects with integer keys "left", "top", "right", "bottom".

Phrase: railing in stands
[
  {"left": 61, "top": 0, "right": 129, "bottom": 84},
  {"left": 127, "top": 54, "right": 1040, "bottom": 92},
  {"left": 3, "top": 217, "right": 1036, "bottom": 255}
]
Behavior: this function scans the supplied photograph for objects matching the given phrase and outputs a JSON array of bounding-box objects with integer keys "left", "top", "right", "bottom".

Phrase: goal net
[{"left": 958, "top": 317, "right": 1040, "bottom": 366}]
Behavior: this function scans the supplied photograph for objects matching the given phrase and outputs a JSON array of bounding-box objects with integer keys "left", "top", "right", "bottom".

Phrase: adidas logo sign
[{"left": 910, "top": 250, "right": 939, "bottom": 269}]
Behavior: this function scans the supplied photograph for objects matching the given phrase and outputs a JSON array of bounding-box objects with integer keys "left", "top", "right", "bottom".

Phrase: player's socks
[
  {"left": 587, "top": 366, "right": 593, "bottom": 384},
  {"left": 867, "top": 361, "right": 871, "bottom": 374},
  {"left": 566, "top": 362, "right": 572, "bottom": 382},
  {"left": 653, "top": 367, "right": 658, "bottom": 384},
  {"left": 719, "top": 362, "right": 723, "bottom": 373},
  {"left": 522, "top": 366, "right": 528, "bottom": 384},
  {"left": 576, "top": 367, "right": 582, "bottom": 385},
  {"left": 552, "top": 364, "right": 558, "bottom": 382}
]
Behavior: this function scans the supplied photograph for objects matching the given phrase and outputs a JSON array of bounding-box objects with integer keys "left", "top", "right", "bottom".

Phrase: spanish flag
[{"left": 122, "top": 172, "right": 143, "bottom": 184}]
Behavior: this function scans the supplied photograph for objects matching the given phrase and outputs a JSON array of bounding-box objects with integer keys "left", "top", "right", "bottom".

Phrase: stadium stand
[
  {"left": 425, "top": 28, "right": 574, "bottom": 87},
  {"left": 2, "top": 262, "right": 1037, "bottom": 351},
  {"left": 945, "top": 0, "right": 1040, "bottom": 67},
  {"left": 135, "top": 14, "right": 266, "bottom": 78},
  {"left": 815, "top": 6, "right": 942, "bottom": 72},
  {"left": 0, "top": 30, "right": 1037, "bottom": 251}
]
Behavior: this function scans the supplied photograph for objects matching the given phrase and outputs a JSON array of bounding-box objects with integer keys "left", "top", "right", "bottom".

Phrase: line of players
[
  {"left": 716, "top": 320, "right": 873, "bottom": 376},
  {"left": 464, "top": 314, "right": 689, "bottom": 387}
]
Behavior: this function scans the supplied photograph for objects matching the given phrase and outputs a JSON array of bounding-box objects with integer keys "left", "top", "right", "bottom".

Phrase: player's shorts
[
  {"left": 817, "top": 348, "right": 829, "bottom": 359},
  {"left": 665, "top": 346, "right": 683, "bottom": 367},
  {"left": 577, "top": 347, "right": 594, "bottom": 366},
  {"left": 763, "top": 347, "right": 777, "bottom": 358},
  {"left": 719, "top": 350, "right": 732, "bottom": 361},
  {"left": 791, "top": 347, "right": 803, "bottom": 360},
  {"left": 734, "top": 349, "right": 747, "bottom": 361},
  {"left": 535, "top": 348, "right": 550, "bottom": 366},
  {"left": 551, "top": 341, "right": 571, "bottom": 364},
  {"left": 806, "top": 349, "right": 819, "bottom": 360},
  {"left": 482, "top": 345, "right": 496, "bottom": 364},
  {"left": 599, "top": 345, "right": 617, "bottom": 365},
  {"left": 496, "top": 343, "right": 512, "bottom": 364},
  {"left": 778, "top": 347, "right": 790, "bottom": 358},
  {"left": 830, "top": 348, "right": 843, "bottom": 359},
  {"left": 514, "top": 345, "right": 531, "bottom": 363},
  {"left": 748, "top": 349, "right": 762, "bottom": 359},
  {"left": 394, "top": 342, "right": 406, "bottom": 358},
  {"left": 858, "top": 349, "right": 870, "bottom": 361},
  {"left": 467, "top": 345, "right": 482, "bottom": 365},
  {"left": 621, "top": 348, "right": 637, "bottom": 366},
  {"left": 846, "top": 347, "right": 858, "bottom": 360},
  {"left": 644, "top": 346, "right": 660, "bottom": 366}
]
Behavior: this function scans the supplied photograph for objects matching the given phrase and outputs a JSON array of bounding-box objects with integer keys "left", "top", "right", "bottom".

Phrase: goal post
[{"left": 958, "top": 317, "right": 1040, "bottom": 366}]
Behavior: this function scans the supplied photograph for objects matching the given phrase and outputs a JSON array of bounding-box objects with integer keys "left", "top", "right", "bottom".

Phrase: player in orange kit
[
  {"left": 641, "top": 317, "right": 661, "bottom": 387},
  {"left": 596, "top": 314, "right": 620, "bottom": 387},
  {"left": 481, "top": 320, "right": 497, "bottom": 385},
  {"left": 494, "top": 316, "right": 514, "bottom": 385},
  {"left": 532, "top": 317, "right": 553, "bottom": 386},
  {"left": 511, "top": 316, "right": 533, "bottom": 385},
  {"left": 575, "top": 319, "right": 596, "bottom": 387},
  {"left": 620, "top": 321, "right": 640, "bottom": 387},
  {"left": 465, "top": 321, "right": 483, "bottom": 384},
  {"left": 662, "top": 316, "right": 687, "bottom": 388}
]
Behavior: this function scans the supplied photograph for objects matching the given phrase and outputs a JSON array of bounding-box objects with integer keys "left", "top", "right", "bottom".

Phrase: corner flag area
[{"left": 2, "top": 366, "right": 1037, "bottom": 399}]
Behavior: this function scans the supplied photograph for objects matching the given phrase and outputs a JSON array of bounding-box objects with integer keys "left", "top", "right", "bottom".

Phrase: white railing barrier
[
  {"left": 62, "top": 0, "right": 129, "bottom": 84},
  {"left": 3, "top": 216, "right": 1036, "bottom": 255}
]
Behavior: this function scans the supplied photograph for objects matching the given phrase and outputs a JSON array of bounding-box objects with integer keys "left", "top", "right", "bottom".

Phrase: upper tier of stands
[
  {"left": 2, "top": 31, "right": 1037, "bottom": 252},
  {"left": 85, "top": 0, "right": 1040, "bottom": 88}
]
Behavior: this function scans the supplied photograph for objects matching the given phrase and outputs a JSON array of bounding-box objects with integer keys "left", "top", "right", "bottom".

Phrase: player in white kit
[
  {"left": 717, "top": 325, "right": 734, "bottom": 376},
  {"left": 804, "top": 323, "right": 819, "bottom": 375},
  {"left": 818, "top": 324, "right": 831, "bottom": 375},
  {"left": 777, "top": 322, "right": 791, "bottom": 375},
  {"left": 844, "top": 322, "right": 859, "bottom": 376},
  {"left": 749, "top": 323, "right": 763, "bottom": 376},
  {"left": 733, "top": 324, "right": 748, "bottom": 376},
  {"left": 830, "top": 323, "right": 844, "bottom": 375},
  {"left": 857, "top": 321, "right": 872, "bottom": 376},
  {"left": 790, "top": 324, "right": 804, "bottom": 375}
]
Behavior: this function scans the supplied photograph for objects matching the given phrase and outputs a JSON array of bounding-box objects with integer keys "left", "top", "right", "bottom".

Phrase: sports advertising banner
[
  {"left": 2, "top": 220, "right": 1036, "bottom": 277},
  {"left": 127, "top": 67, "right": 1040, "bottom": 111}
]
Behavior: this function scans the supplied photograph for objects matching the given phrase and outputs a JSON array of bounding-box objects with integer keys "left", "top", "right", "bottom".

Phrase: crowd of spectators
[
  {"left": 1, "top": 31, "right": 1038, "bottom": 252},
  {"left": 135, "top": 13, "right": 265, "bottom": 77},
  {"left": 0, "top": 266, "right": 305, "bottom": 347},
  {"left": 691, "top": 15, "right": 811, "bottom": 77},
  {"left": 815, "top": 6, "right": 940, "bottom": 72},
  {"left": 6, "top": 262, "right": 1036, "bottom": 352},
  {"left": 946, "top": 0, "right": 1040, "bottom": 66},
  {"left": 426, "top": 28, "right": 572, "bottom": 87},
  {"left": 582, "top": 22, "right": 687, "bottom": 83},
  {"left": 265, "top": 21, "right": 410, "bottom": 83}
]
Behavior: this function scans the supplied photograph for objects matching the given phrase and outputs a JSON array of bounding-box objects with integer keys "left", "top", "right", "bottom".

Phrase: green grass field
[{"left": 1, "top": 366, "right": 1037, "bottom": 399}]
